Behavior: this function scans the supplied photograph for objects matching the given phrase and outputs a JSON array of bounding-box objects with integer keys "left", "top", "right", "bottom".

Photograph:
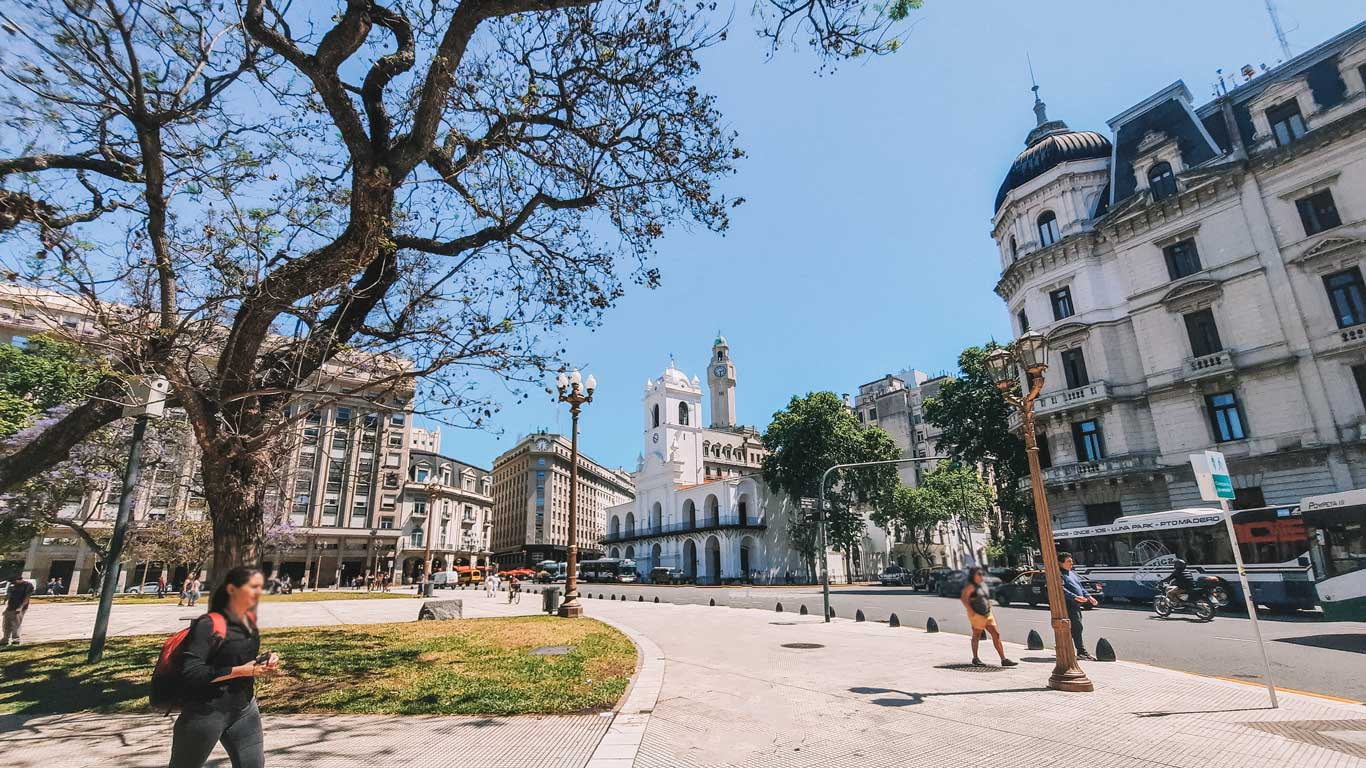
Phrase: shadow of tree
[
  {"left": 848, "top": 685, "right": 1049, "bottom": 707},
  {"left": 1272, "top": 634, "right": 1366, "bottom": 654}
]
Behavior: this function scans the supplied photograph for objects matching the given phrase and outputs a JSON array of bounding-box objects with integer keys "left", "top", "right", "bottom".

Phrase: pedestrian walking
[
  {"left": 158, "top": 574, "right": 168, "bottom": 599},
  {"left": 1059, "top": 553, "right": 1098, "bottom": 660},
  {"left": 165, "top": 566, "right": 279, "bottom": 768},
  {"left": 179, "top": 576, "right": 192, "bottom": 606},
  {"left": 507, "top": 576, "right": 521, "bottom": 604},
  {"left": 960, "top": 566, "right": 1017, "bottom": 668},
  {"left": 54, "top": 577, "right": 65, "bottom": 595},
  {"left": 3, "top": 577, "right": 34, "bottom": 645},
  {"left": 187, "top": 575, "right": 203, "bottom": 608}
]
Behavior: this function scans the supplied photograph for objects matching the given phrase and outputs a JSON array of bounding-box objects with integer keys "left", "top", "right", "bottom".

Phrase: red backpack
[{"left": 149, "top": 611, "right": 252, "bottom": 711}]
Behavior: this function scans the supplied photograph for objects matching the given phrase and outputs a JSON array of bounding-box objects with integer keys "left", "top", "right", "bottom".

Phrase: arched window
[
  {"left": 1037, "top": 211, "right": 1060, "bottom": 247},
  {"left": 651, "top": 403, "right": 660, "bottom": 428},
  {"left": 1148, "top": 162, "right": 1177, "bottom": 200},
  {"left": 678, "top": 402, "right": 690, "bottom": 426},
  {"left": 1009, "top": 235, "right": 1019, "bottom": 261}
]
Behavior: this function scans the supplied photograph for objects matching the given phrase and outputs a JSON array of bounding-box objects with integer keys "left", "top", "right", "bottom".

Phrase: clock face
[
  {"left": 652, "top": 433, "right": 659, "bottom": 444},
  {"left": 713, "top": 365, "right": 728, "bottom": 378},
  {"left": 535, "top": 439, "right": 548, "bottom": 450}
]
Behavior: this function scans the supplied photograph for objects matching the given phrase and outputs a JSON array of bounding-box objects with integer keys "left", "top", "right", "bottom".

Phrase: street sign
[
  {"left": 1190, "top": 450, "right": 1235, "bottom": 501},
  {"left": 799, "top": 497, "right": 817, "bottom": 510}
]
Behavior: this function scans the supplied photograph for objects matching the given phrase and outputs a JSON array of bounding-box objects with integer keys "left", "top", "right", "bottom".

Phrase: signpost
[{"left": 1189, "top": 450, "right": 1277, "bottom": 708}]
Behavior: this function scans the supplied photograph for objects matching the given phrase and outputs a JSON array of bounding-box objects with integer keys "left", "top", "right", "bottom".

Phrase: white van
[{"left": 432, "top": 571, "right": 459, "bottom": 589}]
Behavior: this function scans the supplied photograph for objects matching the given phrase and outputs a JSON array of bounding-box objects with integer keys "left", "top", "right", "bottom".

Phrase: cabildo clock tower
[{"left": 707, "top": 333, "right": 736, "bottom": 428}]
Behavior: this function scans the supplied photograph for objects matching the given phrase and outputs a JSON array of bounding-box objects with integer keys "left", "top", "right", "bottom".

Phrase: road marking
[
  {"left": 1214, "top": 635, "right": 1256, "bottom": 642},
  {"left": 1094, "top": 626, "right": 1140, "bottom": 632}
]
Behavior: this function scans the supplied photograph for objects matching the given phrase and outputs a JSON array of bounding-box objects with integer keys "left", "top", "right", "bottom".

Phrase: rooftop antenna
[
  {"left": 1027, "top": 53, "right": 1047, "bottom": 126},
  {"left": 1264, "top": 0, "right": 1293, "bottom": 61}
]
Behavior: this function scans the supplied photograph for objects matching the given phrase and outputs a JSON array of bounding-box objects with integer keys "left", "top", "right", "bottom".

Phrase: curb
[{"left": 584, "top": 610, "right": 665, "bottom": 767}]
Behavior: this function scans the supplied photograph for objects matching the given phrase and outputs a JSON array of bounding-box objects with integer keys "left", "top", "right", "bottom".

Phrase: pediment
[
  {"left": 1160, "top": 278, "right": 1222, "bottom": 308},
  {"left": 1292, "top": 236, "right": 1365, "bottom": 269},
  {"left": 1046, "top": 321, "right": 1091, "bottom": 343}
]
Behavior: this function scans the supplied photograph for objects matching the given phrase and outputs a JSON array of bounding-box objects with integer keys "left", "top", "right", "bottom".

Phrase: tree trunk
[{"left": 200, "top": 452, "right": 268, "bottom": 582}]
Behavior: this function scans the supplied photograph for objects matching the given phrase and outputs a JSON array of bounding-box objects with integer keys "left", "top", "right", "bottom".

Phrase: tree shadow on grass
[{"left": 0, "top": 640, "right": 156, "bottom": 716}]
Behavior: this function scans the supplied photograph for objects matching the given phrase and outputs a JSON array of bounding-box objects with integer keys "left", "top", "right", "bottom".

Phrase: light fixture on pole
[
  {"left": 986, "top": 332, "right": 1093, "bottom": 693},
  {"left": 555, "top": 368, "right": 596, "bottom": 618}
]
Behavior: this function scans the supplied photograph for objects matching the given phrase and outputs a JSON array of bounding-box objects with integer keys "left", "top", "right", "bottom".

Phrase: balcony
[
  {"left": 1183, "top": 349, "right": 1234, "bottom": 380},
  {"left": 1033, "top": 453, "right": 1160, "bottom": 487},
  {"left": 601, "top": 514, "right": 767, "bottom": 544},
  {"left": 1034, "top": 380, "right": 1112, "bottom": 418},
  {"left": 1342, "top": 325, "right": 1366, "bottom": 345}
]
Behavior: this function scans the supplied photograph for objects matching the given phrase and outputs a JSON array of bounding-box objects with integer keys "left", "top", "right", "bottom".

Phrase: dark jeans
[
  {"left": 169, "top": 699, "right": 264, "bottom": 768},
  {"left": 1066, "top": 598, "right": 1085, "bottom": 654}
]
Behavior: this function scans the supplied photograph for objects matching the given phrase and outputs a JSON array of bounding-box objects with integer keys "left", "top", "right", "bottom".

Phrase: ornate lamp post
[
  {"left": 985, "top": 332, "right": 1093, "bottom": 693},
  {"left": 555, "top": 368, "right": 596, "bottom": 618}
]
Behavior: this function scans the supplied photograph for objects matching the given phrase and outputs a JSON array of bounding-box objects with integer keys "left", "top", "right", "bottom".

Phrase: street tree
[
  {"left": 0, "top": 1, "right": 921, "bottom": 575},
  {"left": 873, "top": 463, "right": 993, "bottom": 567},
  {"left": 761, "top": 392, "right": 900, "bottom": 581},
  {"left": 923, "top": 343, "right": 1036, "bottom": 561}
]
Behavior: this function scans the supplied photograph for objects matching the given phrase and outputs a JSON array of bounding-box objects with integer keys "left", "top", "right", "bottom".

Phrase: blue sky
[{"left": 432, "top": 1, "right": 1366, "bottom": 471}]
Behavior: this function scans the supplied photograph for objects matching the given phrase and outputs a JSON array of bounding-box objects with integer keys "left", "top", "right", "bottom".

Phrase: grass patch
[
  {"left": 33, "top": 591, "right": 417, "bottom": 605},
  {"left": 0, "top": 616, "right": 634, "bottom": 717}
]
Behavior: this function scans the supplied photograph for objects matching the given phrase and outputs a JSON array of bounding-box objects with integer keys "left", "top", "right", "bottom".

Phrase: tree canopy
[
  {"left": 761, "top": 391, "right": 900, "bottom": 577},
  {"left": 0, "top": 0, "right": 921, "bottom": 574},
  {"left": 873, "top": 463, "right": 993, "bottom": 567}
]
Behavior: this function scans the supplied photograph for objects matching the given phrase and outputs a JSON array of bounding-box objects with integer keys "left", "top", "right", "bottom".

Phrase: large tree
[
  {"left": 923, "top": 343, "right": 1036, "bottom": 561},
  {"left": 761, "top": 391, "right": 900, "bottom": 581},
  {"left": 0, "top": 0, "right": 919, "bottom": 576},
  {"left": 872, "top": 463, "right": 994, "bottom": 567}
]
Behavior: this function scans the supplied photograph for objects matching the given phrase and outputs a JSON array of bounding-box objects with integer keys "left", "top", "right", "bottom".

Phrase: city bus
[
  {"left": 579, "top": 558, "right": 638, "bottom": 583},
  {"left": 1301, "top": 489, "right": 1366, "bottom": 621},
  {"left": 1052, "top": 505, "right": 1316, "bottom": 611}
]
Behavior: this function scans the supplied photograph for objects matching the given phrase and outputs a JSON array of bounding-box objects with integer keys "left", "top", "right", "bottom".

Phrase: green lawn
[
  {"left": 0, "top": 616, "right": 635, "bottom": 716},
  {"left": 34, "top": 591, "right": 417, "bottom": 605}
]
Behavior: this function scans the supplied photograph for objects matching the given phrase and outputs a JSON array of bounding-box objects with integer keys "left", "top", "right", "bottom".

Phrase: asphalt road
[{"left": 547, "top": 581, "right": 1366, "bottom": 702}]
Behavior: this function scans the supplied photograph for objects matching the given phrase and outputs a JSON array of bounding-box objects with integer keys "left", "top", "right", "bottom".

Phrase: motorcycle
[{"left": 1153, "top": 581, "right": 1218, "bottom": 621}]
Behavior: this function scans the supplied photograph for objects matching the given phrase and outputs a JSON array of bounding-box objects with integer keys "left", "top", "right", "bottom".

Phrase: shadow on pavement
[
  {"left": 1272, "top": 634, "right": 1366, "bottom": 654},
  {"left": 848, "top": 685, "right": 1049, "bottom": 707},
  {"left": 1133, "top": 707, "right": 1275, "bottom": 718}
]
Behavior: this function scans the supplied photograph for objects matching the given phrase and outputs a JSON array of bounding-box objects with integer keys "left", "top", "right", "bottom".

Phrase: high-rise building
[
  {"left": 990, "top": 21, "right": 1366, "bottom": 528},
  {"left": 490, "top": 431, "right": 634, "bottom": 569}
]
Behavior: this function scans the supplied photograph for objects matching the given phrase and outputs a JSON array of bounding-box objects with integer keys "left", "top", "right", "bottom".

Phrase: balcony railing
[
  {"left": 1184, "top": 349, "right": 1234, "bottom": 380},
  {"left": 1342, "top": 325, "right": 1366, "bottom": 345},
  {"left": 601, "top": 514, "right": 767, "bottom": 544},
  {"left": 1034, "top": 380, "right": 1111, "bottom": 417},
  {"left": 1032, "top": 453, "right": 1160, "bottom": 487}
]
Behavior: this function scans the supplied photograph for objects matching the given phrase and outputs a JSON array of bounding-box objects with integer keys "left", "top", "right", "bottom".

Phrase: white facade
[
  {"left": 991, "top": 22, "right": 1366, "bottom": 529},
  {"left": 603, "top": 340, "right": 810, "bottom": 584}
]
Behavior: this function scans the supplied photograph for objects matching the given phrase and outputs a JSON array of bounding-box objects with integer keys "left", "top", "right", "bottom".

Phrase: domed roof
[
  {"left": 714, "top": 332, "right": 727, "bottom": 347},
  {"left": 994, "top": 93, "right": 1111, "bottom": 213}
]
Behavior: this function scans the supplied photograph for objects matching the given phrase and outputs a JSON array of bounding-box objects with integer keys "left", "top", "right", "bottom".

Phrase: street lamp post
[
  {"left": 985, "top": 332, "right": 1093, "bottom": 693},
  {"left": 556, "top": 369, "right": 596, "bottom": 618}
]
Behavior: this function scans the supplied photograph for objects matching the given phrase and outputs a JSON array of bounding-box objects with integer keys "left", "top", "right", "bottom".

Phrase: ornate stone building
[{"left": 992, "top": 21, "right": 1366, "bottom": 529}]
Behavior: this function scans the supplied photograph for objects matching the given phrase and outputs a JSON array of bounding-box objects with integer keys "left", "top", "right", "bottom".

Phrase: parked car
[
  {"left": 878, "top": 565, "right": 912, "bottom": 586},
  {"left": 988, "top": 567, "right": 1021, "bottom": 584},
  {"left": 909, "top": 568, "right": 932, "bottom": 591},
  {"left": 650, "top": 566, "right": 688, "bottom": 584},
  {"left": 935, "top": 569, "right": 1002, "bottom": 598},
  {"left": 994, "top": 569, "right": 1104, "bottom": 608},
  {"left": 124, "top": 582, "right": 164, "bottom": 595},
  {"left": 925, "top": 567, "right": 956, "bottom": 594}
]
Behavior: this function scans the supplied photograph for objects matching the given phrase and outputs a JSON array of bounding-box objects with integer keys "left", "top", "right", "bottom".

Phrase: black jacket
[{"left": 180, "top": 611, "right": 260, "bottom": 711}]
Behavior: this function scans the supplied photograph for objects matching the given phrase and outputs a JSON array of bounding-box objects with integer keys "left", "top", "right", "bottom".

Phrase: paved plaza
[{"left": 4, "top": 592, "right": 1365, "bottom": 767}]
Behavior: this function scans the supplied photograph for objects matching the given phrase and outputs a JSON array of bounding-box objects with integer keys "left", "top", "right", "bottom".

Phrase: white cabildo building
[{"left": 601, "top": 337, "right": 812, "bottom": 584}]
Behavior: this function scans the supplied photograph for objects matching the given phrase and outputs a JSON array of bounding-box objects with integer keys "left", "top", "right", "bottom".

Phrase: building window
[
  {"left": 1324, "top": 267, "right": 1366, "bottom": 328},
  {"left": 1017, "top": 310, "right": 1030, "bottom": 333},
  {"left": 1233, "top": 486, "right": 1266, "bottom": 511},
  {"left": 1085, "top": 502, "right": 1123, "bottom": 527},
  {"left": 1050, "top": 286, "right": 1074, "bottom": 320},
  {"left": 414, "top": 464, "right": 429, "bottom": 482},
  {"left": 1354, "top": 364, "right": 1366, "bottom": 409},
  {"left": 1010, "top": 236, "right": 1019, "bottom": 261},
  {"left": 1147, "top": 162, "right": 1177, "bottom": 200},
  {"left": 1060, "top": 348, "right": 1089, "bottom": 389},
  {"left": 1266, "top": 99, "right": 1306, "bottom": 146},
  {"left": 1297, "top": 190, "right": 1342, "bottom": 236},
  {"left": 1163, "top": 239, "right": 1202, "bottom": 280},
  {"left": 1071, "top": 419, "right": 1103, "bottom": 463},
  {"left": 678, "top": 402, "right": 690, "bottom": 426},
  {"left": 1183, "top": 309, "right": 1224, "bottom": 357},
  {"left": 651, "top": 403, "right": 660, "bottom": 428},
  {"left": 1037, "top": 211, "right": 1060, "bottom": 247},
  {"left": 379, "top": 517, "right": 394, "bottom": 529},
  {"left": 867, "top": 408, "right": 877, "bottom": 421},
  {"left": 1035, "top": 430, "right": 1053, "bottom": 469},
  {"left": 1206, "top": 392, "right": 1247, "bottom": 442}
]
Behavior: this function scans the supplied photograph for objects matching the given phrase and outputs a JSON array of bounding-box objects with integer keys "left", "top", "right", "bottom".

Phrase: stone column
[
  {"left": 333, "top": 537, "right": 346, "bottom": 588},
  {"left": 302, "top": 537, "right": 316, "bottom": 590},
  {"left": 69, "top": 538, "right": 89, "bottom": 594},
  {"left": 20, "top": 536, "right": 41, "bottom": 580}
]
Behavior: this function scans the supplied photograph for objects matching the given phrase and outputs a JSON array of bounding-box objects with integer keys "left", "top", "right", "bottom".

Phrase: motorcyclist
[{"left": 1159, "top": 558, "right": 1195, "bottom": 602}]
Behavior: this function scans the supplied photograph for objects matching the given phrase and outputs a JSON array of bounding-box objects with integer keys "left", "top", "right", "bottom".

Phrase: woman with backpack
[
  {"left": 959, "top": 566, "right": 1017, "bottom": 669},
  {"left": 167, "top": 566, "right": 279, "bottom": 768}
]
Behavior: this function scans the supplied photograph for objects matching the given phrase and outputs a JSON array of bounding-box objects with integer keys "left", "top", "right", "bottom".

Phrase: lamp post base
[
  {"left": 557, "top": 600, "right": 583, "bottom": 618},
  {"left": 1048, "top": 666, "right": 1095, "bottom": 692},
  {"left": 1048, "top": 617, "right": 1094, "bottom": 692}
]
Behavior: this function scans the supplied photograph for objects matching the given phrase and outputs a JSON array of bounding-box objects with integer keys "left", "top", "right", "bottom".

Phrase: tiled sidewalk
[{"left": 5, "top": 591, "right": 1366, "bottom": 767}]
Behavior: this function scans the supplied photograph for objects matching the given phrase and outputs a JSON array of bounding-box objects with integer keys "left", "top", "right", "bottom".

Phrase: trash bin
[
  {"left": 542, "top": 586, "right": 562, "bottom": 615},
  {"left": 421, "top": 582, "right": 434, "bottom": 597}
]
